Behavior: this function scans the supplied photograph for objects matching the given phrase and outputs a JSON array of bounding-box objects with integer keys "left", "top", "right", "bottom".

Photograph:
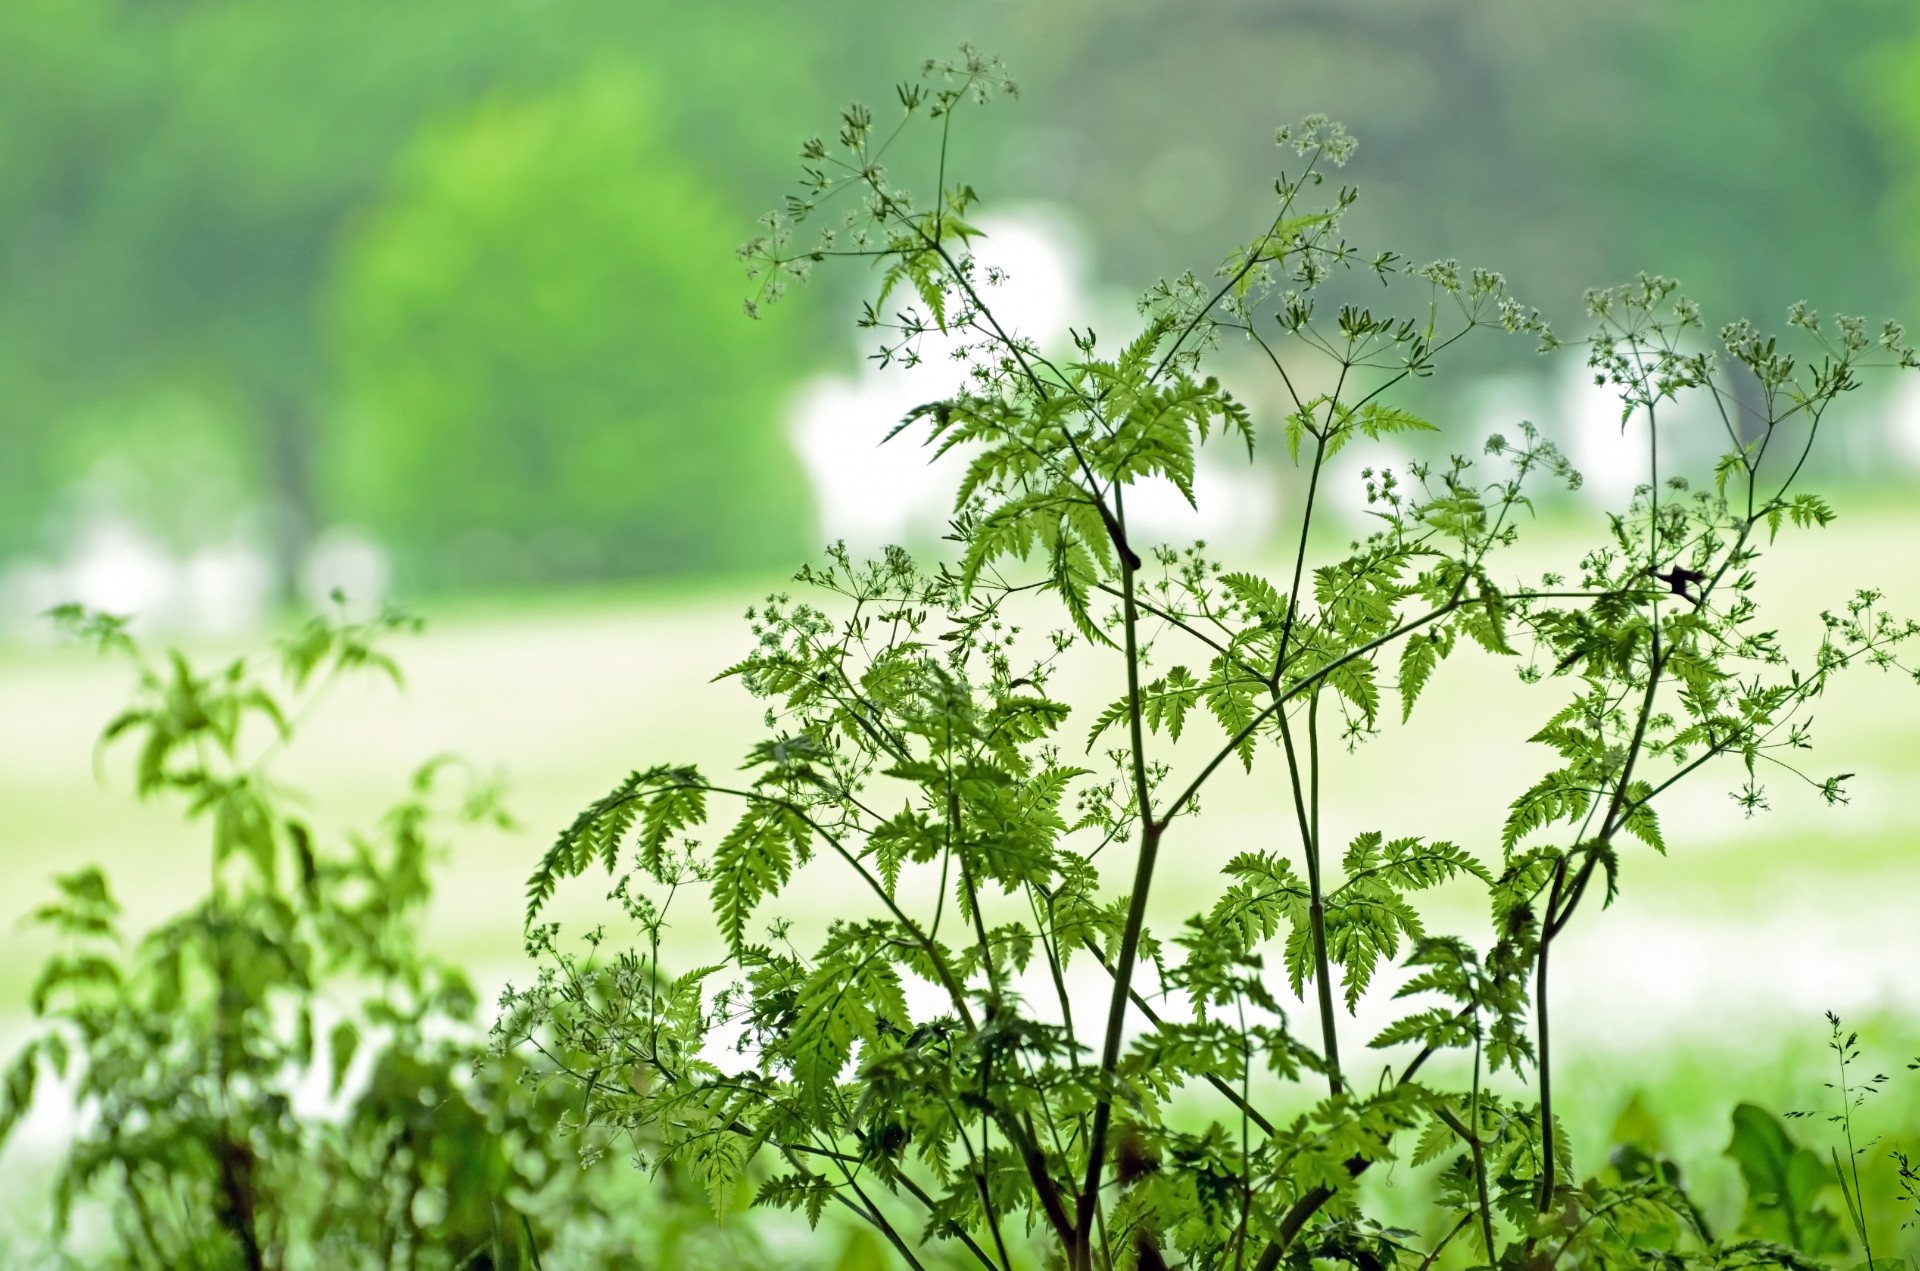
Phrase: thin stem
[
  {"left": 1234, "top": 995, "right": 1254, "bottom": 1271},
  {"left": 1416, "top": 1213, "right": 1476, "bottom": 1271},
  {"left": 1536, "top": 855, "right": 1568, "bottom": 1212},
  {"left": 1469, "top": 1033, "right": 1498, "bottom": 1262},
  {"left": 1246, "top": 1016, "right": 1465, "bottom": 1271},
  {"left": 1074, "top": 527, "right": 1159, "bottom": 1270},
  {"left": 1148, "top": 158, "right": 1321, "bottom": 386},
  {"left": 1270, "top": 433, "right": 1329, "bottom": 687},
  {"left": 1164, "top": 582, "right": 1485, "bottom": 828},
  {"left": 1835, "top": 1039, "right": 1877, "bottom": 1270},
  {"left": 835, "top": 1171, "right": 935, "bottom": 1271},
  {"left": 1278, "top": 694, "right": 1342, "bottom": 1097},
  {"left": 949, "top": 1082, "right": 1015, "bottom": 1271},
  {"left": 1076, "top": 936, "right": 1279, "bottom": 1135}
]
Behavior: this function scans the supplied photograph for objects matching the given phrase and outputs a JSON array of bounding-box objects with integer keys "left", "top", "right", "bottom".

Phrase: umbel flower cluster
[{"left": 502, "top": 49, "right": 1920, "bottom": 1271}]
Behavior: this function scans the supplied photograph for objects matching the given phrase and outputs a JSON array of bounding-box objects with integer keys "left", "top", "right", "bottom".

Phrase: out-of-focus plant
[
  {"left": 0, "top": 0, "right": 886, "bottom": 587},
  {"left": 326, "top": 64, "right": 813, "bottom": 588},
  {"left": 0, "top": 603, "right": 603, "bottom": 1269},
  {"left": 503, "top": 50, "right": 1920, "bottom": 1271}
]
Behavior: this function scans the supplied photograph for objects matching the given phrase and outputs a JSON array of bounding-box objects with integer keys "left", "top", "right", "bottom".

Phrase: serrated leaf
[
  {"left": 712, "top": 803, "right": 810, "bottom": 957},
  {"left": 1355, "top": 403, "right": 1439, "bottom": 440},
  {"left": 1399, "top": 632, "right": 1440, "bottom": 723},
  {"left": 1326, "top": 656, "right": 1378, "bottom": 725}
]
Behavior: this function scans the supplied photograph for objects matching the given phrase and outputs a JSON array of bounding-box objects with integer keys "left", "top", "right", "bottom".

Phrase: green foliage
[
  {"left": 505, "top": 51, "right": 1920, "bottom": 1271},
  {"left": 327, "top": 65, "right": 812, "bottom": 586},
  {"left": 1005, "top": 3, "right": 1919, "bottom": 339},
  {"left": 0, "top": 0, "right": 906, "bottom": 583},
  {"left": 1727, "top": 1104, "right": 1850, "bottom": 1257},
  {"left": 0, "top": 604, "right": 612, "bottom": 1269}
]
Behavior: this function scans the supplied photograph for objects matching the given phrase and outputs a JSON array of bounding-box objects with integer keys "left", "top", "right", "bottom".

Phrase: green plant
[
  {"left": 0, "top": 603, "right": 606, "bottom": 1269},
  {"left": 1726, "top": 1102, "right": 1850, "bottom": 1261},
  {"left": 504, "top": 51, "right": 1920, "bottom": 1271},
  {"left": 1821, "top": 1016, "right": 1889, "bottom": 1266},
  {"left": 328, "top": 62, "right": 814, "bottom": 587}
]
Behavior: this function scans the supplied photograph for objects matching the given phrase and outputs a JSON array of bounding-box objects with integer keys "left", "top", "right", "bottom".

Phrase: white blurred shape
[
  {"left": 1124, "top": 464, "right": 1279, "bottom": 546},
  {"left": 1563, "top": 363, "right": 1644, "bottom": 507},
  {"left": 302, "top": 527, "right": 391, "bottom": 617},
  {"left": 1889, "top": 373, "right": 1920, "bottom": 470},
  {"left": 68, "top": 519, "right": 178, "bottom": 625},
  {"left": 183, "top": 541, "right": 274, "bottom": 636},
  {"left": 789, "top": 373, "right": 963, "bottom": 549},
  {"left": 789, "top": 209, "right": 1090, "bottom": 553}
]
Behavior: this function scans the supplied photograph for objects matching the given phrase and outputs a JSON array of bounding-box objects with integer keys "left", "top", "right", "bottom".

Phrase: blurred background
[
  {"left": 6, "top": 0, "right": 1920, "bottom": 624},
  {"left": 4, "top": 0, "right": 1920, "bottom": 1247}
]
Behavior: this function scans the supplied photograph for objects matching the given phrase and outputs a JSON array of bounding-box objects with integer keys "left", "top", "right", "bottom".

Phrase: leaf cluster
[
  {"left": 512, "top": 52, "right": 1920, "bottom": 1271},
  {"left": 4, "top": 607, "right": 612, "bottom": 1270}
]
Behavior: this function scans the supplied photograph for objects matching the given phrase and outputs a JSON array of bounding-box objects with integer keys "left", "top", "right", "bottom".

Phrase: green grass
[
  {"left": 4, "top": 508, "right": 1915, "bottom": 1007},
  {"left": 1, "top": 508, "right": 1916, "bottom": 1260}
]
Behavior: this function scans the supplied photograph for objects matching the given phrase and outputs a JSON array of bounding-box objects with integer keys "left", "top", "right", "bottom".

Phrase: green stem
[
  {"left": 1279, "top": 693, "right": 1342, "bottom": 1097},
  {"left": 1074, "top": 534, "right": 1158, "bottom": 1270},
  {"left": 1536, "top": 855, "right": 1568, "bottom": 1213},
  {"left": 1470, "top": 1037, "right": 1497, "bottom": 1261}
]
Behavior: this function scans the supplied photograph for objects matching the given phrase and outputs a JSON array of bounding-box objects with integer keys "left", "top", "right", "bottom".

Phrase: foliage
[
  {"left": 1006, "top": 2, "right": 1920, "bottom": 333},
  {"left": 9, "top": 3, "right": 1920, "bottom": 590},
  {"left": 327, "top": 63, "right": 811, "bottom": 586},
  {"left": 0, "top": 602, "right": 609, "bottom": 1269},
  {"left": 504, "top": 52, "right": 1920, "bottom": 1271},
  {"left": 0, "top": 0, "right": 912, "bottom": 584}
]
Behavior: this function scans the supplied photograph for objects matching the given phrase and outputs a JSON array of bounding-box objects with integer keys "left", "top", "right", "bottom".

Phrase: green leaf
[
  {"left": 685, "top": 1109, "right": 750, "bottom": 1221},
  {"left": 1326, "top": 656, "right": 1379, "bottom": 726},
  {"left": 1398, "top": 631, "right": 1440, "bottom": 723},
  {"left": 1502, "top": 769, "right": 1591, "bottom": 854},
  {"left": 1354, "top": 403, "right": 1438, "bottom": 440},
  {"left": 1210, "top": 852, "right": 1307, "bottom": 947},
  {"left": 1085, "top": 696, "right": 1131, "bottom": 751},
  {"left": 788, "top": 931, "right": 910, "bottom": 1114},
  {"left": 1608, "top": 1092, "right": 1667, "bottom": 1155},
  {"left": 1143, "top": 666, "right": 1201, "bottom": 741},
  {"left": 712, "top": 802, "right": 811, "bottom": 957},
  {"left": 328, "top": 1021, "right": 360, "bottom": 1098},
  {"left": 756, "top": 1169, "right": 835, "bottom": 1229},
  {"left": 1724, "top": 1102, "right": 1848, "bottom": 1255},
  {"left": 1220, "top": 572, "right": 1287, "bottom": 626},
  {"left": 868, "top": 806, "right": 938, "bottom": 895},
  {"left": 0, "top": 1047, "right": 38, "bottom": 1148},
  {"left": 1618, "top": 781, "right": 1664, "bottom": 854},
  {"left": 526, "top": 766, "right": 707, "bottom": 924},
  {"left": 1203, "top": 659, "right": 1261, "bottom": 771}
]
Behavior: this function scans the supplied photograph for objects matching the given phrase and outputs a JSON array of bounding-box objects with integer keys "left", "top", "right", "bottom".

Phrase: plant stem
[
  {"left": 1279, "top": 694, "right": 1342, "bottom": 1097},
  {"left": 1075, "top": 529, "right": 1159, "bottom": 1271},
  {"left": 1077, "top": 936, "right": 1279, "bottom": 1135},
  {"left": 1163, "top": 597, "right": 1468, "bottom": 827},
  {"left": 1247, "top": 1022, "right": 1464, "bottom": 1271},
  {"left": 1470, "top": 1036, "right": 1497, "bottom": 1261},
  {"left": 1416, "top": 1212, "right": 1476, "bottom": 1271},
  {"left": 1270, "top": 432, "right": 1329, "bottom": 689},
  {"left": 1536, "top": 854, "right": 1568, "bottom": 1213}
]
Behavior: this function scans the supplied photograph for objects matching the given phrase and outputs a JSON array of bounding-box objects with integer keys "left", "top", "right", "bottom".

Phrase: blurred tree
[
  {"left": 991, "top": 0, "right": 1918, "bottom": 330},
  {"left": 1516, "top": 0, "right": 1915, "bottom": 327},
  {"left": 6, "top": 0, "right": 1911, "bottom": 598},
  {"left": 327, "top": 66, "right": 811, "bottom": 586},
  {"left": 1874, "top": 23, "right": 1920, "bottom": 298},
  {"left": 0, "top": 0, "right": 949, "bottom": 592},
  {"left": 0, "top": 0, "right": 531, "bottom": 581}
]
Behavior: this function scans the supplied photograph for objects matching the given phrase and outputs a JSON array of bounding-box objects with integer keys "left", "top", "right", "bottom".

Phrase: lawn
[{"left": 2, "top": 505, "right": 1917, "bottom": 1255}]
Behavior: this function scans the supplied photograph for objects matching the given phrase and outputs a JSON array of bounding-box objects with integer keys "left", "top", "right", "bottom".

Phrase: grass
[{"left": 1, "top": 506, "right": 1916, "bottom": 1259}]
